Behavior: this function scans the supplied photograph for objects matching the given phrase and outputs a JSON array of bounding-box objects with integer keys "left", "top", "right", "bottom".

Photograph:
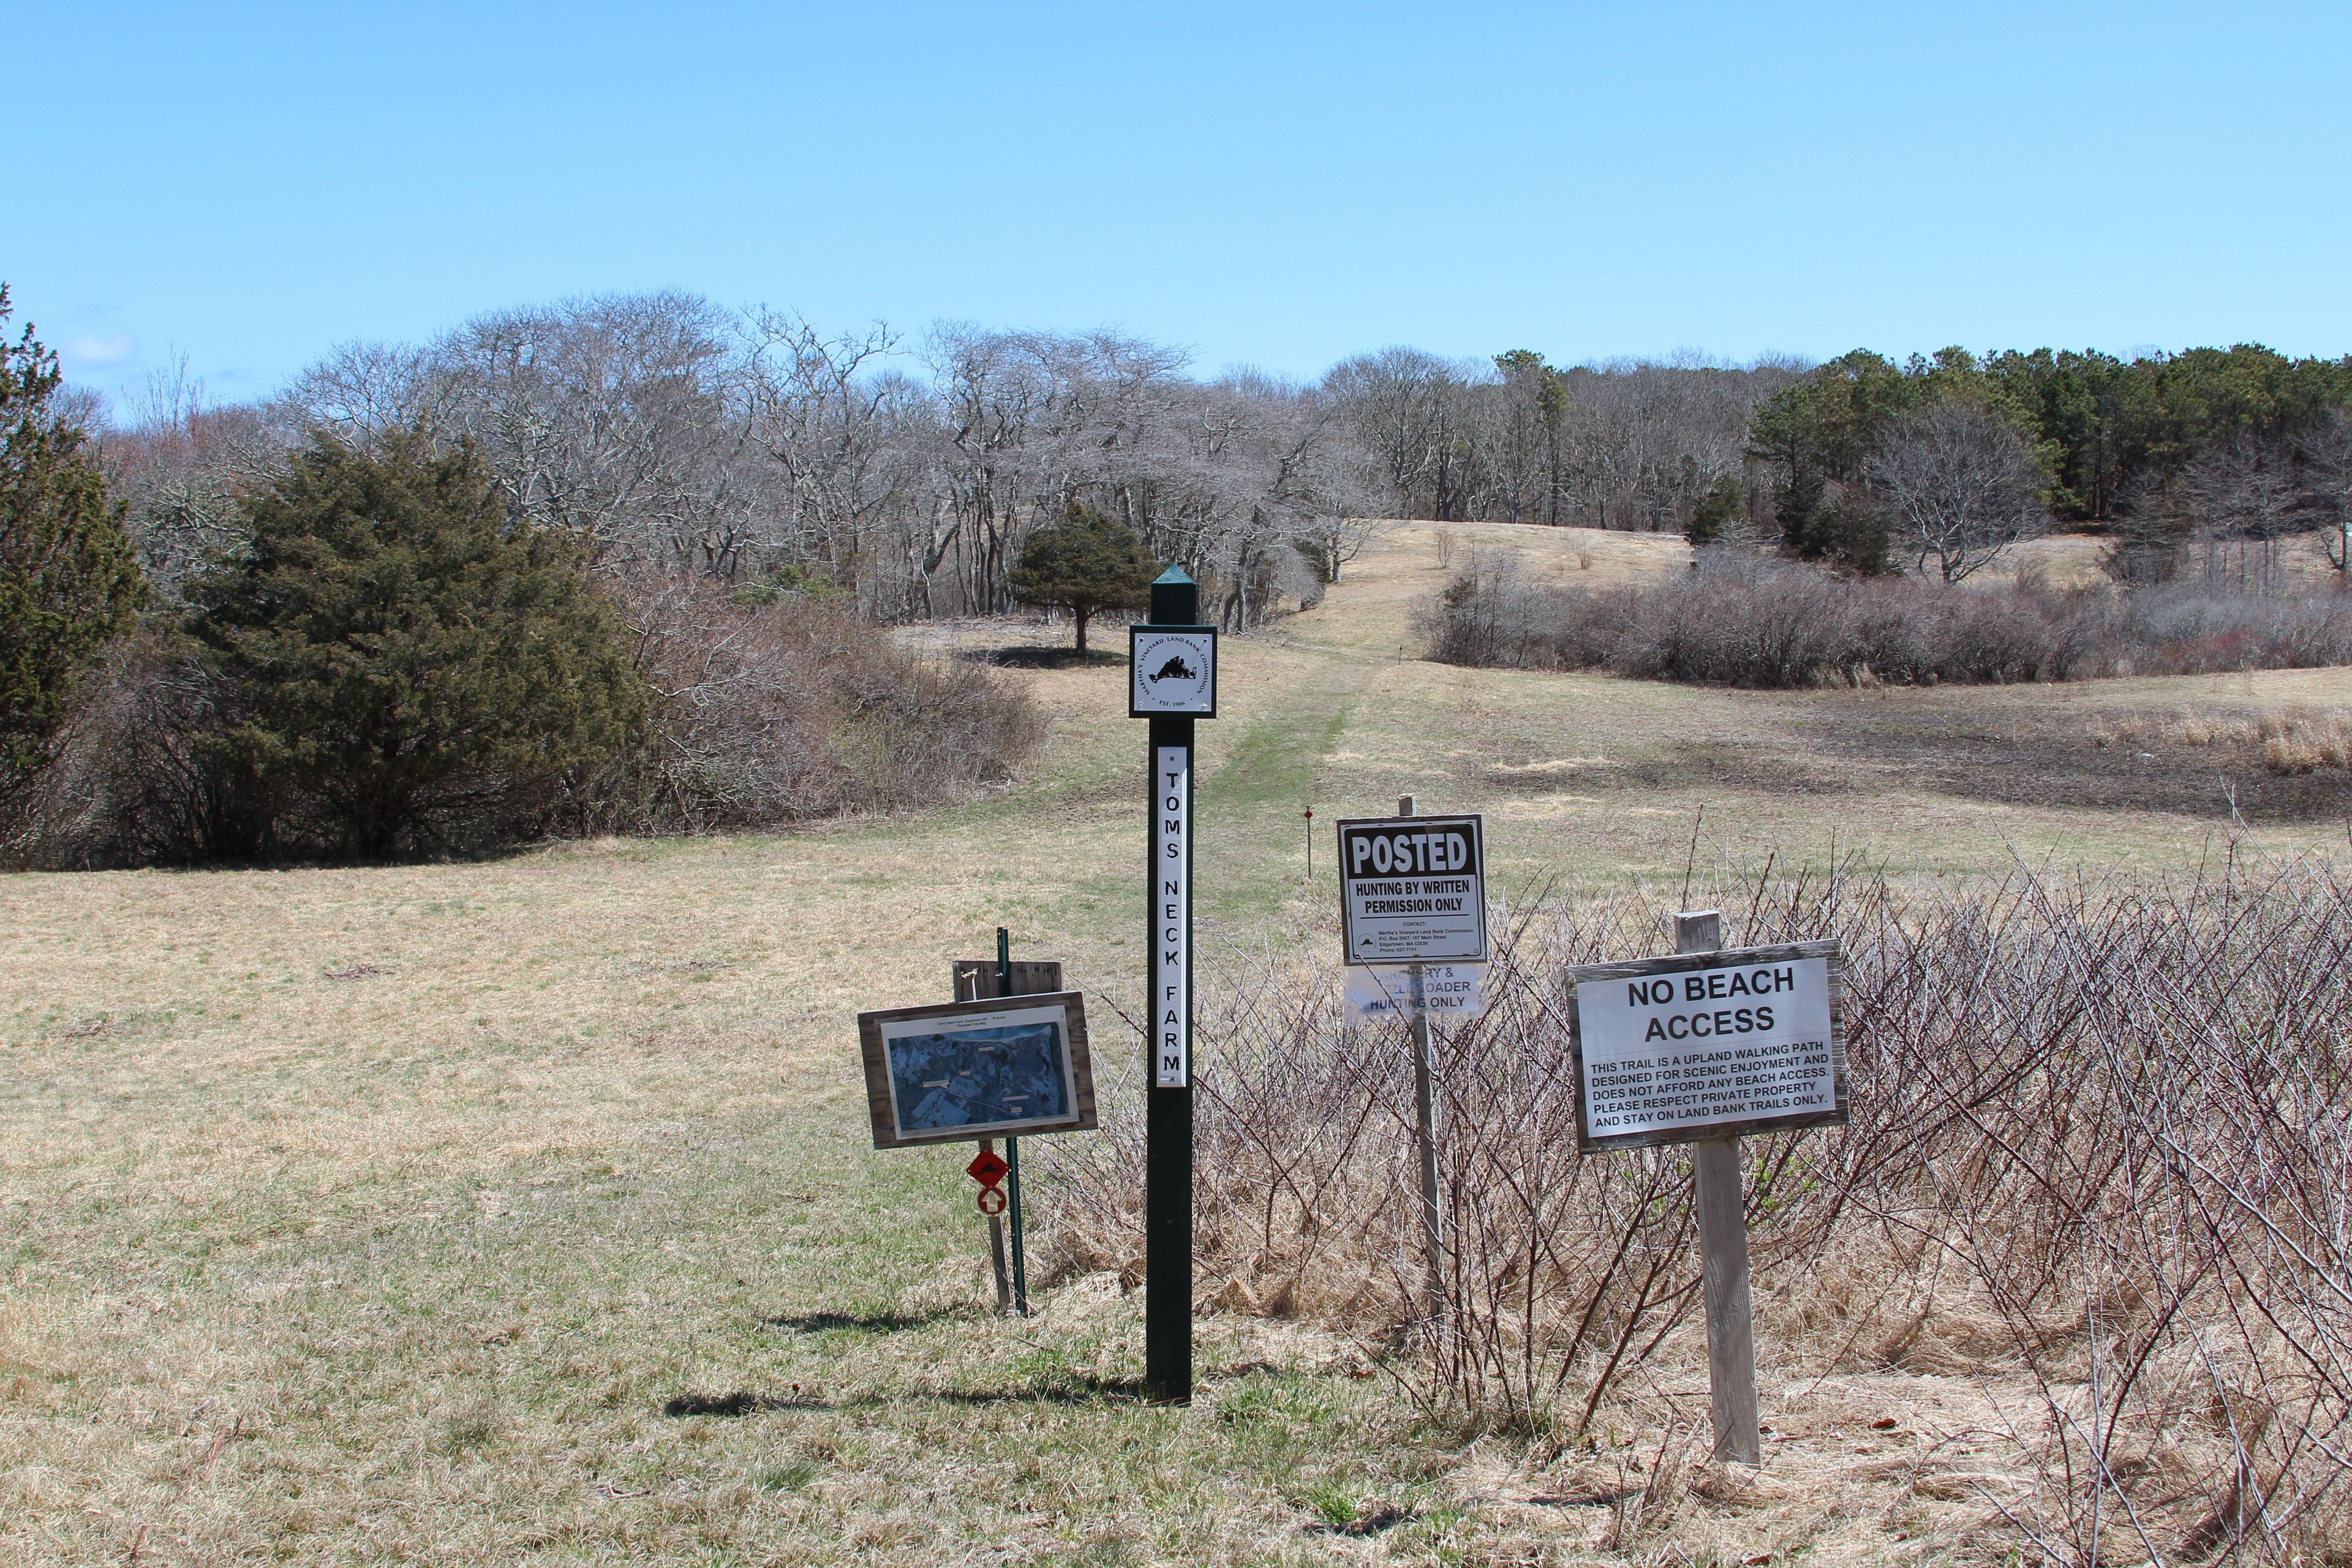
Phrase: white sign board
[
  {"left": 1568, "top": 939, "right": 1846, "bottom": 1152},
  {"left": 1344, "top": 962, "right": 1487, "bottom": 1025},
  {"left": 1151, "top": 745, "right": 1189, "bottom": 1087},
  {"left": 1130, "top": 626, "right": 1218, "bottom": 716},
  {"left": 1336, "top": 815, "right": 1487, "bottom": 964}
]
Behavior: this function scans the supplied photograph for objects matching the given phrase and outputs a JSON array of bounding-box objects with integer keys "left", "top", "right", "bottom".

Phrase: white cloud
[{"left": 61, "top": 334, "right": 135, "bottom": 370}]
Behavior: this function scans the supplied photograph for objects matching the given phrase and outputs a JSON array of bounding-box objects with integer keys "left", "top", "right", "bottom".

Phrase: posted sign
[
  {"left": 1344, "top": 962, "right": 1486, "bottom": 1025},
  {"left": 1567, "top": 939, "right": 1845, "bottom": 1153},
  {"left": 1336, "top": 815, "right": 1487, "bottom": 964}
]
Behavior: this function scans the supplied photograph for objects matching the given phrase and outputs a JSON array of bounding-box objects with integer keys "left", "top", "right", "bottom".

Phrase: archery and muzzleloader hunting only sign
[
  {"left": 1566, "top": 938, "right": 1847, "bottom": 1153},
  {"left": 1336, "top": 814, "right": 1488, "bottom": 964}
]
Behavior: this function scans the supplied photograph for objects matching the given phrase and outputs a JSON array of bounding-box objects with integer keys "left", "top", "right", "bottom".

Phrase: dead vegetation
[
  {"left": 1427, "top": 552, "right": 2352, "bottom": 689},
  {"left": 1042, "top": 854, "right": 2352, "bottom": 1566},
  {"left": 2091, "top": 703, "right": 2352, "bottom": 774}
]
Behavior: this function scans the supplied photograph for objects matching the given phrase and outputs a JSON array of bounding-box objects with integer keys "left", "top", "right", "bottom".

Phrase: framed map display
[{"left": 856, "top": 991, "right": 1097, "bottom": 1149}]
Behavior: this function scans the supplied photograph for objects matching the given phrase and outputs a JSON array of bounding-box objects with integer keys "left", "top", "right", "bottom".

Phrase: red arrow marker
[{"left": 976, "top": 1186, "right": 1008, "bottom": 1216}]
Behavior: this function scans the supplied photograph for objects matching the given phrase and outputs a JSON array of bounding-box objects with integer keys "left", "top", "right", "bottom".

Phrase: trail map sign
[
  {"left": 1567, "top": 939, "right": 1846, "bottom": 1154},
  {"left": 1336, "top": 814, "right": 1488, "bottom": 963},
  {"left": 856, "top": 992, "right": 1098, "bottom": 1150},
  {"left": 1129, "top": 626, "right": 1218, "bottom": 716}
]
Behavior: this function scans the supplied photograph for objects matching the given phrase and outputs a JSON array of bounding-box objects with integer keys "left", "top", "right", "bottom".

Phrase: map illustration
[{"left": 886, "top": 1019, "right": 1071, "bottom": 1135}]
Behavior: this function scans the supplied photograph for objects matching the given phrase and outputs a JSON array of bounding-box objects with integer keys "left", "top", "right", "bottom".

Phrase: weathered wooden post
[
  {"left": 1396, "top": 794, "right": 1444, "bottom": 1319},
  {"left": 1565, "top": 915, "right": 1847, "bottom": 1469},
  {"left": 1677, "top": 910, "right": 1761, "bottom": 1465},
  {"left": 1129, "top": 569, "right": 1217, "bottom": 1404}
]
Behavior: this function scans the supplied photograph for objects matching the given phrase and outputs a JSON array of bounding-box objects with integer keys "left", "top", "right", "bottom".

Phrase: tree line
[
  {"left": 1743, "top": 345, "right": 2352, "bottom": 586},
  {"left": 106, "top": 301, "right": 2352, "bottom": 620},
  {"left": 10, "top": 278, "right": 2352, "bottom": 861}
]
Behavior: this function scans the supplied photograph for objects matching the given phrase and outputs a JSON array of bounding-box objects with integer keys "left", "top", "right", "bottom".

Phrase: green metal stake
[{"left": 998, "top": 926, "right": 1030, "bottom": 1317}]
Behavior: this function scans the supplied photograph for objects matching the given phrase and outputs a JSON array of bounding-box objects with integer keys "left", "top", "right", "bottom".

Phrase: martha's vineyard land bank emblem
[{"left": 1128, "top": 627, "right": 1218, "bottom": 716}]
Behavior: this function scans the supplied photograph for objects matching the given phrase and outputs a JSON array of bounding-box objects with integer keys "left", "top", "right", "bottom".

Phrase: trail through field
[{"left": 6, "top": 519, "right": 2352, "bottom": 1566}]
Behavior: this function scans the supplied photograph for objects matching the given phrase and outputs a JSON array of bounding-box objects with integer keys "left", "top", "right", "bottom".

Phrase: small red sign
[
  {"left": 976, "top": 1186, "right": 1009, "bottom": 1216},
  {"left": 965, "top": 1150, "right": 1008, "bottom": 1186}
]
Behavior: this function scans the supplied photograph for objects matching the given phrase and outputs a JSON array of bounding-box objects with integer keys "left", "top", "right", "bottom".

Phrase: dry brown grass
[{"left": 7, "top": 519, "right": 2352, "bottom": 1565}]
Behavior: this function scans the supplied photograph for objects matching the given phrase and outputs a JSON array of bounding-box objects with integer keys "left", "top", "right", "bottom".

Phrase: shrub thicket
[
  {"left": 1042, "top": 856, "right": 2352, "bottom": 1562},
  {"left": 564, "top": 573, "right": 1044, "bottom": 835},
  {"left": 1422, "top": 552, "right": 2352, "bottom": 687},
  {"left": 7, "top": 540, "right": 1044, "bottom": 868}
]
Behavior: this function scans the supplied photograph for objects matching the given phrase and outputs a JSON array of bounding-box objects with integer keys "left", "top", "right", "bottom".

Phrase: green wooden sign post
[{"left": 1130, "top": 567, "right": 1216, "bottom": 1404}]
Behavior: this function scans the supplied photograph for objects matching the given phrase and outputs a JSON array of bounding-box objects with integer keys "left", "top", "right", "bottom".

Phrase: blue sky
[{"left": 13, "top": 1, "right": 2352, "bottom": 408}]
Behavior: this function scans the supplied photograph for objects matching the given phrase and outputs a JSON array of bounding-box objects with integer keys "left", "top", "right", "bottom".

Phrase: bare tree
[
  {"left": 2179, "top": 432, "right": 2301, "bottom": 594},
  {"left": 1322, "top": 348, "right": 1490, "bottom": 520},
  {"left": 96, "top": 358, "right": 289, "bottom": 600},
  {"left": 1868, "top": 398, "right": 2049, "bottom": 582},
  {"left": 744, "top": 311, "right": 925, "bottom": 600},
  {"left": 2295, "top": 408, "right": 2352, "bottom": 581}
]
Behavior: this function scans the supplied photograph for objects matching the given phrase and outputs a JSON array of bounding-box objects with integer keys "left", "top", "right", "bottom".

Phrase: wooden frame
[
  {"left": 952, "top": 960, "right": 1065, "bottom": 1002},
  {"left": 856, "top": 990, "right": 1097, "bottom": 1150},
  {"left": 1566, "top": 938, "right": 1847, "bottom": 1153}
]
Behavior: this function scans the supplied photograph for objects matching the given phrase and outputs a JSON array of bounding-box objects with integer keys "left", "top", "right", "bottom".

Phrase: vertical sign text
[{"left": 1153, "top": 744, "right": 1189, "bottom": 1087}]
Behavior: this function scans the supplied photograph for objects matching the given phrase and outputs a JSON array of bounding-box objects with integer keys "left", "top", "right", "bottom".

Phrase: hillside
[{"left": 4, "top": 521, "right": 2350, "bottom": 1565}]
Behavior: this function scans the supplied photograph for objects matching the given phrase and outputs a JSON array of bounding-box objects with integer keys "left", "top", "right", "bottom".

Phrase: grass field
[{"left": 6, "top": 521, "right": 2350, "bottom": 1565}]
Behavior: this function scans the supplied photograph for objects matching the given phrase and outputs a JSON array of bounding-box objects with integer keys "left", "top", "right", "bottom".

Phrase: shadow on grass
[
  {"left": 958, "top": 646, "right": 1128, "bottom": 670},
  {"left": 1305, "top": 1502, "right": 1417, "bottom": 1537},
  {"left": 918, "top": 1373, "right": 1150, "bottom": 1406},
  {"left": 662, "top": 1373, "right": 1147, "bottom": 1419},
  {"left": 662, "top": 1390, "right": 850, "bottom": 1418},
  {"left": 760, "top": 1307, "right": 972, "bottom": 1335}
]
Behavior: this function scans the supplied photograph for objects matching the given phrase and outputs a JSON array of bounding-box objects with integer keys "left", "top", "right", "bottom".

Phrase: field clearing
[{"left": 6, "top": 521, "right": 2351, "bottom": 1564}]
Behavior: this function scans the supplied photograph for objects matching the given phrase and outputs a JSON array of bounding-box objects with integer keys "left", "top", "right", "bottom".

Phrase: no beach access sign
[{"left": 1566, "top": 938, "right": 1847, "bottom": 1153}]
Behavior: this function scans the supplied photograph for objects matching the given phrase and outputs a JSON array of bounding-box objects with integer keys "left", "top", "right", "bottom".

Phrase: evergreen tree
[
  {"left": 0, "top": 287, "right": 145, "bottom": 783},
  {"left": 1008, "top": 504, "right": 1158, "bottom": 652},
  {"left": 187, "top": 432, "right": 647, "bottom": 858},
  {"left": 1686, "top": 474, "right": 1746, "bottom": 546},
  {"left": 1774, "top": 466, "right": 1825, "bottom": 554}
]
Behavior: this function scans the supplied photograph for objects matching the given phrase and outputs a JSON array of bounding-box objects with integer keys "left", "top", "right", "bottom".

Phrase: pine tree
[
  {"left": 1008, "top": 504, "right": 1158, "bottom": 652},
  {"left": 0, "top": 287, "right": 145, "bottom": 783},
  {"left": 1686, "top": 474, "right": 1747, "bottom": 546},
  {"left": 187, "top": 432, "right": 648, "bottom": 857}
]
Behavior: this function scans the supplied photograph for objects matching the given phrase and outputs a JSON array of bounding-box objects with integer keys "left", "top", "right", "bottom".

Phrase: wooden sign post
[
  {"left": 1678, "top": 912, "right": 1759, "bottom": 1466},
  {"left": 952, "top": 935, "right": 1064, "bottom": 1318},
  {"left": 1334, "top": 800, "right": 1488, "bottom": 1322},
  {"left": 1564, "top": 912, "right": 1847, "bottom": 1466},
  {"left": 1129, "top": 567, "right": 1216, "bottom": 1405}
]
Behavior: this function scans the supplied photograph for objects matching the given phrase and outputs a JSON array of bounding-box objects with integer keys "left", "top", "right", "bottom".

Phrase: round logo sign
[{"left": 1133, "top": 631, "right": 1215, "bottom": 712}]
